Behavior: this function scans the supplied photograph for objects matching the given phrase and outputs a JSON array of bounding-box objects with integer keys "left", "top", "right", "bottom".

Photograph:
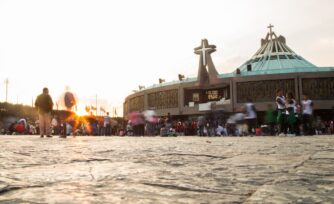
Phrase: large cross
[
  {"left": 267, "top": 24, "right": 274, "bottom": 34},
  {"left": 197, "top": 41, "right": 214, "bottom": 66}
]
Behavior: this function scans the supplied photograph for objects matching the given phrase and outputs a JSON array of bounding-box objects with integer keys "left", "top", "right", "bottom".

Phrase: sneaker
[
  {"left": 278, "top": 133, "right": 286, "bottom": 137},
  {"left": 40, "top": 135, "right": 44, "bottom": 138},
  {"left": 59, "top": 135, "right": 67, "bottom": 138},
  {"left": 46, "top": 135, "right": 53, "bottom": 138}
]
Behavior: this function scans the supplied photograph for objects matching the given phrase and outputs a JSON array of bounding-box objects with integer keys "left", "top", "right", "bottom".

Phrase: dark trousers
[
  {"left": 246, "top": 118, "right": 257, "bottom": 135},
  {"left": 198, "top": 125, "right": 204, "bottom": 136},
  {"left": 105, "top": 124, "right": 111, "bottom": 136},
  {"left": 279, "top": 116, "right": 287, "bottom": 134},
  {"left": 269, "top": 122, "right": 275, "bottom": 136},
  {"left": 302, "top": 114, "right": 313, "bottom": 135},
  {"left": 295, "top": 116, "right": 301, "bottom": 136},
  {"left": 133, "top": 124, "right": 145, "bottom": 136}
]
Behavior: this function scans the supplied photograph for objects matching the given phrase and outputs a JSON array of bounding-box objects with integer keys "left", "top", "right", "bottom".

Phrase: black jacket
[{"left": 35, "top": 93, "right": 53, "bottom": 113}]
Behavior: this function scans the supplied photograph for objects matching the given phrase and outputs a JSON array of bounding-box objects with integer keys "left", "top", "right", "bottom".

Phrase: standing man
[
  {"left": 197, "top": 115, "right": 205, "bottom": 136},
  {"left": 285, "top": 92, "right": 297, "bottom": 135},
  {"left": 35, "top": 87, "right": 54, "bottom": 138},
  {"left": 104, "top": 112, "right": 111, "bottom": 136},
  {"left": 302, "top": 94, "right": 314, "bottom": 135},
  {"left": 276, "top": 89, "right": 287, "bottom": 136}
]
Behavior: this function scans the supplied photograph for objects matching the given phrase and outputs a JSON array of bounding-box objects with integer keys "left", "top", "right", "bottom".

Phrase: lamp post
[
  {"left": 4, "top": 78, "right": 9, "bottom": 103},
  {"left": 95, "top": 94, "right": 98, "bottom": 116}
]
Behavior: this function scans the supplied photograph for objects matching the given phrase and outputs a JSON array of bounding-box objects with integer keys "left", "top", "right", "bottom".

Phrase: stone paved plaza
[{"left": 0, "top": 135, "right": 334, "bottom": 203}]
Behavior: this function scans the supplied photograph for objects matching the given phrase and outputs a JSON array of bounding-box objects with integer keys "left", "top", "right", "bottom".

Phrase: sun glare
[{"left": 75, "top": 103, "right": 88, "bottom": 116}]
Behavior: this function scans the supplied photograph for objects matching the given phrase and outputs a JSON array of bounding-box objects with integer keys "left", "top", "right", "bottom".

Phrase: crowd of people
[
  {"left": 125, "top": 89, "right": 334, "bottom": 137},
  {"left": 0, "top": 88, "right": 122, "bottom": 137},
  {"left": 1, "top": 113, "right": 122, "bottom": 137},
  {"left": 1, "top": 87, "right": 333, "bottom": 137}
]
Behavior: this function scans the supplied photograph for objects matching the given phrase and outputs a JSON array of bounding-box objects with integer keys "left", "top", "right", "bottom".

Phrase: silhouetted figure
[{"left": 35, "top": 87, "right": 53, "bottom": 138}]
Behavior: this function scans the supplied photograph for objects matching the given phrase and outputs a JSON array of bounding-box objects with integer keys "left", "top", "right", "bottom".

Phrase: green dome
[{"left": 238, "top": 25, "right": 317, "bottom": 73}]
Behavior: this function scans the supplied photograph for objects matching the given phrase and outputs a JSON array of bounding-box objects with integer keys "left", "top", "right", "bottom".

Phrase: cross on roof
[
  {"left": 268, "top": 24, "right": 274, "bottom": 34},
  {"left": 195, "top": 39, "right": 215, "bottom": 66}
]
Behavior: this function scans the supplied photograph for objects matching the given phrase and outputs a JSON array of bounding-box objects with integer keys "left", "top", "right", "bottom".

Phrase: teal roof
[
  {"left": 238, "top": 27, "right": 317, "bottom": 73},
  {"left": 135, "top": 26, "right": 334, "bottom": 93},
  {"left": 220, "top": 67, "right": 334, "bottom": 78},
  {"left": 135, "top": 66, "right": 334, "bottom": 93}
]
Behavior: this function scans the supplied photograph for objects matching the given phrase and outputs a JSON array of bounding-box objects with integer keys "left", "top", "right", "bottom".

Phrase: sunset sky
[{"left": 0, "top": 0, "right": 333, "bottom": 116}]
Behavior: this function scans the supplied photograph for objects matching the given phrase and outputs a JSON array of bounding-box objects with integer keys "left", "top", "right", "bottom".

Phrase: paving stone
[{"left": 0, "top": 135, "right": 333, "bottom": 203}]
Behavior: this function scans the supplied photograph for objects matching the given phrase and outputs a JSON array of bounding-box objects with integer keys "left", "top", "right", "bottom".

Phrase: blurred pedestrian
[
  {"left": 166, "top": 112, "right": 172, "bottom": 130},
  {"left": 302, "top": 94, "right": 314, "bottom": 135},
  {"left": 51, "top": 116, "right": 59, "bottom": 135},
  {"left": 265, "top": 104, "right": 276, "bottom": 136},
  {"left": 104, "top": 112, "right": 111, "bottom": 136},
  {"left": 276, "top": 89, "right": 287, "bottom": 136},
  {"left": 197, "top": 115, "right": 205, "bottom": 136},
  {"left": 285, "top": 92, "right": 297, "bottom": 135},
  {"left": 244, "top": 98, "right": 257, "bottom": 135},
  {"left": 35, "top": 87, "right": 53, "bottom": 138}
]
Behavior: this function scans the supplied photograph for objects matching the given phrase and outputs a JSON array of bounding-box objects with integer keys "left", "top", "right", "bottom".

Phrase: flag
[
  {"left": 85, "top": 105, "right": 90, "bottom": 113},
  {"left": 114, "top": 107, "right": 117, "bottom": 117},
  {"left": 100, "top": 106, "right": 106, "bottom": 113},
  {"left": 91, "top": 105, "right": 97, "bottom": 111}
]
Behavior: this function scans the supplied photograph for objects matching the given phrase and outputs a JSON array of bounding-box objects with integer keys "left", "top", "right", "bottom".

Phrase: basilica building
[{"left": 123, "top": 26, "right": 334, "bottom": 120}]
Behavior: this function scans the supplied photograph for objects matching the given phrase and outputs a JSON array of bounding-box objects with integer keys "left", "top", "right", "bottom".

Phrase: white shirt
[
  {"left": 286, "top": 99, "right": 296, "bottom": 115},
  {"left": 51, "top": 118, "right": 58, "bottom": 127},
  {"left": 302, "top": 99, "right": 313, "bottom": 115},
  {"left": 104, "top": 116, "right": 110, "bottom": 127},
  {"left": 276, "top": 96, "right": 285, "bottom": 110},
  {"left": 245, "top": 103, "right": 257, "bottom": 119}
]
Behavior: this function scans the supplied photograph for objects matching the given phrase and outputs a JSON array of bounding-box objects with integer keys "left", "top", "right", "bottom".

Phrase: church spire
[{"left": 194, "top": 39, "right": 219, "bottom": 86}]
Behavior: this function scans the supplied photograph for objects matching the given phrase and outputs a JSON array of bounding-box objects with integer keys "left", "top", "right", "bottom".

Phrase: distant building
[{"left": 123, "top": 25, "right": 334, "bottom": 121}]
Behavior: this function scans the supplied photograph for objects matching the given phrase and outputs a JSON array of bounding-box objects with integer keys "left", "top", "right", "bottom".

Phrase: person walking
[
  {"left": 265, "top": 104, "right": 276, "bottom": 136},
  {"left": 35, "top": 87, "right": 54, "bottom": 138},
  {"left": 302, "top": 94, "right": 314, "bottom": 135},
  {"left": 197, "top": 115, "right": 205, "bottom": 136},
  {"left": 104, "top": 112, "right": 111, "bottom": 136},
  {"left": 276, "top": 89, "right": 287, "bottom": 136},
  {"left": 51, "top": 116, "right": 59, "bottom": 135},
  {"left": 285, "top": 92, "right": 297, "bottom": 135},
  {"left": 244, "top": 98, "right": 257, "bottom": 136}
]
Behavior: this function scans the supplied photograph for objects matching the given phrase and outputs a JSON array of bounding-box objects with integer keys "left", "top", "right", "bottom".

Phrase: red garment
[
  {"left": 15, "top": 124, "right": 25, "bottom": 133},
  {"left": 176, "top": 123, "right": 184, "bottom": 132}
]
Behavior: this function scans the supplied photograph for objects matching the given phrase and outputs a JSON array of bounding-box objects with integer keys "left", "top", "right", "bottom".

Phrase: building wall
[
  {"left": 124, "top": 71, "right": 334, "bottom": 118},
  {"left": 236, "top": 79, "right": 295, "bottom": 103}
]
